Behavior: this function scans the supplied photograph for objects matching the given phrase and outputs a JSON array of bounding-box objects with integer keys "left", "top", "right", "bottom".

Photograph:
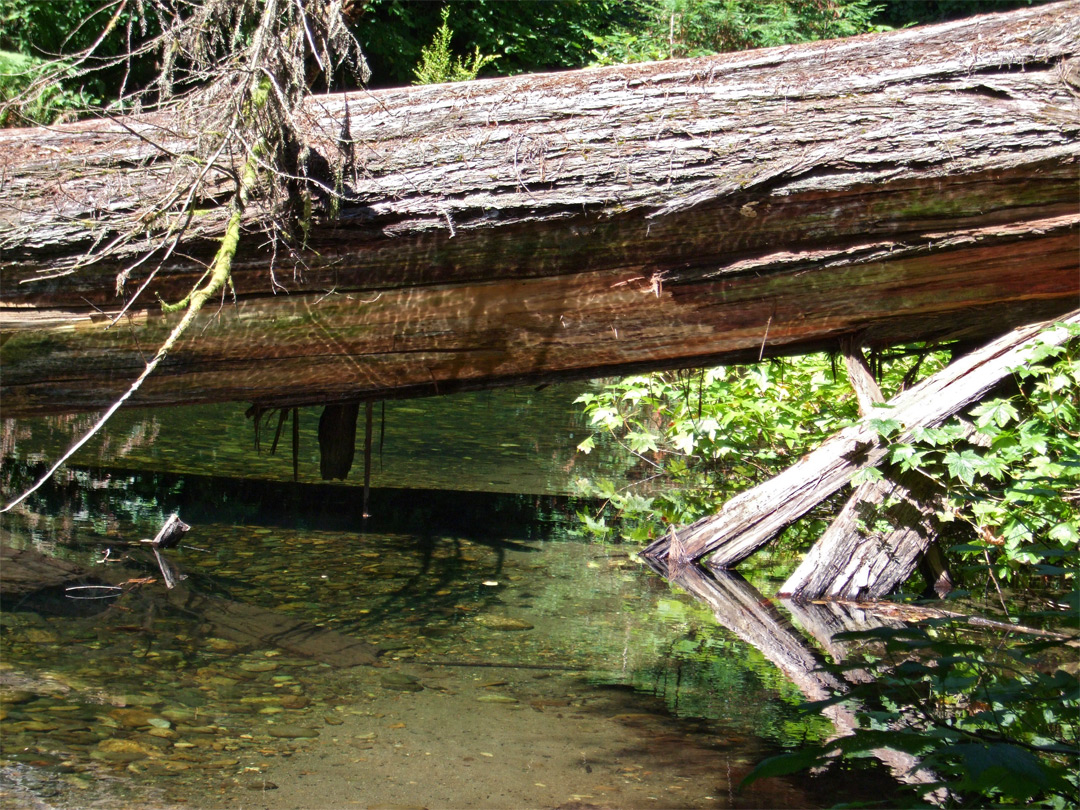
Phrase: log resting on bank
[
  {"left": 643, "top": 311, "right": 1080, "bottom": 569},
  {"left": 1, "top": 3, "right": 1078, "bottom": 417}
]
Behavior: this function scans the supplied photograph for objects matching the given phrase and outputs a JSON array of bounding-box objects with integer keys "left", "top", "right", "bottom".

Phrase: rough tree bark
[{"left": 1, "top": 3, "right": 1078, "bottom": 417}]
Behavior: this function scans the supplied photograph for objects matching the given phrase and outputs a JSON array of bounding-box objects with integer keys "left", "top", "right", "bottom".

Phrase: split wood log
[
  {"left": 780, "top": 340, "right": 952, "bottom": 600},
  {"left": 666, "top": 564, "right": 942, "bottom": 797},
  {"left": 780, "top": 467, "right": 946, "bottom": 600},
  {"left": 1, "top": 3, "right": 1078, "bottom": 417},
  {"left": 644, "top": 311, "right": 1080, "bottom": 569}
]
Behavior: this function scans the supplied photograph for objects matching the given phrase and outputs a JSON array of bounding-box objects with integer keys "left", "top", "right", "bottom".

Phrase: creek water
[{"left": 2, "top": 384, "right": 886, "bottom": 809}]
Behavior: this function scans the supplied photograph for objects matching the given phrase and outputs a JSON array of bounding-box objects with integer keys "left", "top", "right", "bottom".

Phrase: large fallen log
[
  {"left": 643, "top": 311, "right": 1080, "bottom": 568},
  {"left": 1, "top": 3, "right": 1077, "bottom": 416}
]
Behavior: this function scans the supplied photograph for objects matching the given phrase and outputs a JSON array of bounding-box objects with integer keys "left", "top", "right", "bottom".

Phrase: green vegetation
[
  {"left": 587, "top": 0, "right": 884, "bottom": 65},
  {"left": 572, "top": 349, "right": 948, "bottom": 547},
  {"left": 412, "top": 7, "right": 497, "bottom": 85},
  {"left": 3, "top": 0, "right": 1052, "bottom": 123},
  {"left": 743, "top": 610, "right": 1079, "bottom": 807},
  {"left": 575, "top": 330, "right": 1079, "bottom": 806}
]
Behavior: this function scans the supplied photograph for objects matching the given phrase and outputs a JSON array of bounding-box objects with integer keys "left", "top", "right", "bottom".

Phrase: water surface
[{"left": 2, "top": 386, "right": 881, "bottom": 809}]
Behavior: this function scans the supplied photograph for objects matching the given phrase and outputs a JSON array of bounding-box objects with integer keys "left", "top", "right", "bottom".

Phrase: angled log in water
[
  {"left": 1, "top": 3, "right": 1078, "bottom": 417},
  {"left": 643, "top": 312, "right": 1080, "bottom": 569},
  {"left": 779, "top": 339, "right": 951, "bottom": 600}
]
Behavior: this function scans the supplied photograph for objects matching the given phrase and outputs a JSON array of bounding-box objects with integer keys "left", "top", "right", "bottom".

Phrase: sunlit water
[{"left": 2, "top": 386, "right": 878, "bottom": 809}]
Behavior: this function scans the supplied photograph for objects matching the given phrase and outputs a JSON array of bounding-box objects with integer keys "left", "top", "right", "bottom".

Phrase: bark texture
[
  {"left": 1, "top": 3, "right": 1078, "bottom": 416},
  {"left": 779, "top": 339, "right": 950, "bottom": 600}
]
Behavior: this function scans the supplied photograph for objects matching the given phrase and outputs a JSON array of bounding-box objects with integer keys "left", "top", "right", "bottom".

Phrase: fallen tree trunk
[
  {"left": 1, "top": 3, "right": 1077, "bottom": 416},
  {"left": 643, "top": 311, "right": 1080, "bottom": 568}
]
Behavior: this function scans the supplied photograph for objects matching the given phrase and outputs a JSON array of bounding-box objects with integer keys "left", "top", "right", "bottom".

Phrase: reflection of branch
[
  {"left": 151, "top": 548, "right": 187, "bottom": 589},
  {"left": 660, "top": 562, "right": 945, "bottom": 801}
]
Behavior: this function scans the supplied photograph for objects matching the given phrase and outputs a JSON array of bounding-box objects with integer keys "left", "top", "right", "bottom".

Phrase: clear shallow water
[{"left": 2, "top": 386, "right": 880, "bottom": 809}]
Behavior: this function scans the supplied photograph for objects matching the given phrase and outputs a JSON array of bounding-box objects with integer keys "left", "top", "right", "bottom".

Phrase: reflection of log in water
[
  {"left": 780, "top": 598, "right": 908, "bottom": 685},
  {"left": 660, "top": 562, "right": 942, "bottom": 798}
]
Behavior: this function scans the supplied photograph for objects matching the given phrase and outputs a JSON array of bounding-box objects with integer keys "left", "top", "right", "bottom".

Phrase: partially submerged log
[
  {"left": 1, "top": 3, "right": 1078, "bottom": 416},
  {"left": 644, "top": 311, "right": 1080, "bottom": 569}
]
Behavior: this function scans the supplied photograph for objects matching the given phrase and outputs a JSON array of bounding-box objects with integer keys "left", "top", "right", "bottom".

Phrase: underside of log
[{"left": 0, "top": 3, "right": 1077, "bottom": 417}]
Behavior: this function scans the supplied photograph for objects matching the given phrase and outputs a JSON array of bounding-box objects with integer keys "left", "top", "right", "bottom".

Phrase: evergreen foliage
[{"left": 411, "top": 7, "right": 496, "bottom": 85}]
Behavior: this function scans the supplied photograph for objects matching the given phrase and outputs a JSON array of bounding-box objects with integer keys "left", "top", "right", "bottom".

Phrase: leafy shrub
[
  {"left": 572, "top": 349, "right": 946, "bottom": 545},
  {"left": 588, "top": 0, "right": 885, "bottom": 65}
]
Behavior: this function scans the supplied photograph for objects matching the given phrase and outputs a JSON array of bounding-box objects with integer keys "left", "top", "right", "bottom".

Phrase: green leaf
[
  {"left": 740, "top": 747, "right": 829, "bottom": 788},
  {"left": 944, "top": 449, "right": 981, "bottom": 485},
  {"left": 851, "top": 467, "right": 884, "bottom": 485},
  {"left": 1048, "top": 521, "right": 1079, "bottom": 545},
  {"left": 971, "top": 398, "right": 1020, "bottom": 429},
  {"left": 868, "top": 417, "right": 901, "bottom": 438}
]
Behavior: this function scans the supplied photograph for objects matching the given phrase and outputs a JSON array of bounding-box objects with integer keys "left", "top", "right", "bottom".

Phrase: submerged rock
[
  {"left": 379, "top": 672, "right": 424, "bottom": 692},
  {"left": 266, "top": 724, "right": 319, "bottom": 739},
  {"left": 475, "top": 615, "right": 534, "bottom": 631}
]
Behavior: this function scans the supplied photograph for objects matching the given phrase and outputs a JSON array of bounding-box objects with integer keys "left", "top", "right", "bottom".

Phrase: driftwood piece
[
  {"left": 1, "top": 4, "right": 1077, "bottom": 417},
  {"left": 645, "top": 311, "right": 1080, "bottom": 569},
  {"left": 141, "top": 512, "right": 191, "bottom": 549},
  {"left": 780, "top": 468, "right": 944, "bottom": 600}
]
